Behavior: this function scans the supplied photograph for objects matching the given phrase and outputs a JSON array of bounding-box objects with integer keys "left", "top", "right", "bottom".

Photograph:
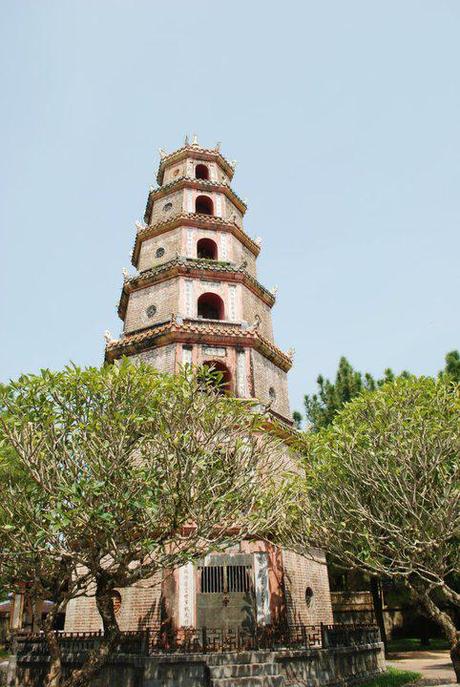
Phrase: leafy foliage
[
  {"left": 301, "top": 350, "right": 460, "bottom": 431},
  {"left": 0, "top": 362, "right": 285, "bottom": 687},
  {"left": 284, "top": 377, "right": 460, "bottom": 678}
]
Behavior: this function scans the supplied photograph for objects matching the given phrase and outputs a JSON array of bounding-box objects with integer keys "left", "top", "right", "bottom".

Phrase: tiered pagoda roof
[
  {"left": 105, "top": 317, "right": 293, "bottom": 372},
  {"left": 119, "top": 257, "right": 275, "bottom": 320}
]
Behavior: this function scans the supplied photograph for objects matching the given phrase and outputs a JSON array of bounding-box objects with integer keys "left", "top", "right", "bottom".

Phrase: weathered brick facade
[{"left": 65, "top": 139, "right": 333, "bottom": 635}]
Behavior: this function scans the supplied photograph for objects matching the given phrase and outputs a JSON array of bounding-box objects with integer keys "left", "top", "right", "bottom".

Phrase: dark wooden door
[{"left": 196, "top": 554, "right": 255, "bottom": 631}]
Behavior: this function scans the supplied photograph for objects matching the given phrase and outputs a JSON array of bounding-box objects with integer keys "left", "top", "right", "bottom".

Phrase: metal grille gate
[{"left": 196, "top": 554, "right": 255, "bottom": 631}]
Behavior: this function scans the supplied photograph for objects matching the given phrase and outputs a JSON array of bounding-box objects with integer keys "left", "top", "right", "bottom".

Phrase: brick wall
[
  {"left": 241, "top": 291, "right": 273, "bottom": 340},
  {"left": 124, "top": 280, "right": 178, "bottom": 333},
  {"left": 130, "top": 344, "right": 177, "bottom": 374},
  {"left": 281, "top": 548, "right": 334, "bottom": 627},
  {"left": 224, "top": 196, "right": 243, "bottom": 226},
  {"left": 162, "top": 161, "right": 187, "bottom": 185},
  {"left": 64, "top": 573, "right": 162, "bottom": 633},
  {"left": 149, "top": 190, "right": 184, "bottom": 225},
  {"left": 251, "top": 350, "right": 290, "bottom": 419},
  {"left": 137, "top": 229, "right": 182, "bottom": 272}
]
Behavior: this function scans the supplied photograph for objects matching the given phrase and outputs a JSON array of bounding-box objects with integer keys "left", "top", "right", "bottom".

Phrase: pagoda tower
[
  {"left": 105, "top": 138, "right": 292, "bottom": 423},
  {"left": 64, "top": 138, "right": 333, "bottom": 636}
]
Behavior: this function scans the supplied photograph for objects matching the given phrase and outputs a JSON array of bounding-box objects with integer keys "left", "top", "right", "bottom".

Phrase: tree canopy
[
  {"left": 301, "top": 350, "right": 460, "bottom": 430},
  {"left": 284, "top": 376, "right": 460, "bottom": 679},
  {"left": 0, "top": 362, "right": 285, "bottom": 687}
]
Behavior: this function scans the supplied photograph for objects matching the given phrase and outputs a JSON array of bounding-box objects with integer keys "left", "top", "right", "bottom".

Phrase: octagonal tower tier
[{"left": 106, "top": 139, "right": 293, "bottom": 424}]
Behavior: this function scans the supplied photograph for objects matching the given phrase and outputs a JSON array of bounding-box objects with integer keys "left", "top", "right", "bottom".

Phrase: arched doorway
[
  {"left": 195, "top": 195, "right": 214, "bottom": 215},
  {"left": 197, "top": 238, "right": 218, "bottom": 260},
  {"left": 195, "top": 164, "right": 209, "bottom": 180},
  {"left": 197, "top": 292, "right": 224, "bottom": 320}
]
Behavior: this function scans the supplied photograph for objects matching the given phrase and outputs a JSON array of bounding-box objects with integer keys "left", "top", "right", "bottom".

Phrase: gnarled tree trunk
[
  {"left": 409, "top": 582, "right": 460, "bottom": 683},
  {"left": 61, "top": 576, "right": 121, "bottom": 687}
]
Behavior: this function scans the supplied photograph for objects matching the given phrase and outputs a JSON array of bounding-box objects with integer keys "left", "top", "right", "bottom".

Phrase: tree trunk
[
  {"left": 370, "top": 577, "right": 387, "bottom": 651},
  {"left": 61, "top": 579, "right": 120, "bottom": 687},
  {"left": 43, "top": 609, "right": 63, "bottom": 687},
  {"left": 409, "top": 582, "right": 460, "bottom": 683}
]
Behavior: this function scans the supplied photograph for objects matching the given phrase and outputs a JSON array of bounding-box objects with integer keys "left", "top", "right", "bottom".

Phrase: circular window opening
[
  {"left": 156, "top": 247, "right": 165, "bottom": 258},
  {"left": 146, "top": 305, "right": 157, "bottom": 318},
  {"left": 163, "top": 202, "right": 173, "bottom": 212},
  {"left": 305, "top": 587, "right": 314, "bottom": 607},
  {"left": 111, "top": 591, "right": 122, "bottom": 615},
  {"left": 269, "top": 387, "right": 276, "bottom": 401}
]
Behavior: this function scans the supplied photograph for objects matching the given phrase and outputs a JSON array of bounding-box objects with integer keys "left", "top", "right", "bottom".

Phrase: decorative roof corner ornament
[
  {"left": 230, "top": 160, "right": 237, "bottom": 168},
  {"left": 122, "top": 267, "right": 130, "bottom": 281},
  {"left": 184, "top": 134, "right": 189, "bottom": 146},
  {"left": 149, "top": 185, "right": 155, "bottom": 193},
  {"left": 170, "top": 312, "right": 177, "bottom": 324},
  {"left": 192, "top": 134, "right": 199, "bottom": 147},
  {"left": 249, "top": 314, "right": 261, "bottom": 332},
  {"left": 270, "top": 285, "right": 278, "bottom": 296},
  {"left": 159, "top": 147, "right": 167, "bottom": 159},
  {"left": 214, "top": 142, "right": 221, "bottom": 152},
  {"left": 254, "top": 236, "right": 263, "bottom": 247},
  {"left": 104, "top": 330, "right": 114, "bottom": 345},
  {"left": 239, "top": 260, "right": 248, "bottom": 270},
  {"left": 243, "top": 198, "right": 248, "bottom": 206},
  {"left": 287, "top": 347, "right": 296, "bottom": 360},
  {"left": 135, "top": 220, "right": 145, "bottom": 231}
]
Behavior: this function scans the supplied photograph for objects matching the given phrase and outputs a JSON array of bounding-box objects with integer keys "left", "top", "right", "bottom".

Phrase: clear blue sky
[{"left": 1, "top": 1, "right": 459, "bottom": 417}]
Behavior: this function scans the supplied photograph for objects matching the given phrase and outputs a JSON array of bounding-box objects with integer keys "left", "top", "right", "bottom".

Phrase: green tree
[
  {"left": 303, "top": 356, "right": 407, "bottom": 431},
  {"left": 285, "top": 378, "right": 460, "bottom": 680},
  {"left": 0, "top": 362, "right": 284, "bottom": 687},
  {"left": 442, "top": 350, "right": 460, "bottom": 383}
]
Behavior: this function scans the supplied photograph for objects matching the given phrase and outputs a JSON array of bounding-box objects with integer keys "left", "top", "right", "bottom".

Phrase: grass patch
[
  {"left": 359, "top": 667, "right": 421, "bottom": 687},
  {"left": 0, "top": 646, "right": 9, "bottom": 659},
  {"left": 387, "top": 637, "right": 450, "bottom": 653}
]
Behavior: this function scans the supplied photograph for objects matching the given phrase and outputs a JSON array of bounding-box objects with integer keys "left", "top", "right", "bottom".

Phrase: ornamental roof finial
[
  {"left": 214, "top": 142, "right": 221, "bottom": 151},
  {"left": 287, "top": 347, "right": 296, "bottom": 360},
  {"left": 104, "top": 330, "right": 114, "bottom": 344},
  {"left": 254, "top": 236, "right": 262, "bottom": 247},
  {"left": 230, "top": 160, "right": 237, "bottom": 168},
  {"left": 249, "top": 314, "right": 261, "bottom": 332},
  {"left": 184, "top": 134, "right": 189, "bottom": 146},
  {"left": 192, "top": 134, "right": 199, "bottom": 146},
  {"left": 270, "top": 285, "right": 278, "bottom": 296},
  {"left": 159, "top": 147, "right": 167, "bottom": 159}
]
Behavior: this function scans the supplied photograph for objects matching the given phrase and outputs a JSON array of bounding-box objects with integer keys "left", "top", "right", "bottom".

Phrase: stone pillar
[
  {"left": 177, "top": 563, "right": 196, "bottom": 628},
  {"left": 254, "top": 552, "right": 271, "bottom": 625}
]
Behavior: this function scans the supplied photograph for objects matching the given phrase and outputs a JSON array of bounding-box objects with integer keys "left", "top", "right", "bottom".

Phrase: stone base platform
[{"left": 14, "top": 642, "right": 385, "bottom": 687}]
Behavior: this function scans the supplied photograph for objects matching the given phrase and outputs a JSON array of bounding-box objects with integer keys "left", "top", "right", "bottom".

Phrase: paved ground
[{"left": 387, "top": 650, "right": 456, "bottom": 683}]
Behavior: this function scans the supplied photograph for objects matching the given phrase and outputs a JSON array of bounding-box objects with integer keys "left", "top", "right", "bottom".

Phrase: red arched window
[
  {"left": 195, "top": 164, "right": 209, "bottom": 180},
  {"left": 202, "top": 361, "right": 232, "bottom": 394},
  {"left": 195, "top": 195, "right": 214, "bottom": 215},
  {"left": 197, "top": 293, "right": 224, "bottom": 320},
  {"left": 197, "top": 238, "right": 218, "bottom": 260}
]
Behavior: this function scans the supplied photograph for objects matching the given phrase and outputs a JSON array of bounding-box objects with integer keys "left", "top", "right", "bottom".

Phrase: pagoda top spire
[{"left": 156, "top": 138, "right": 235, "bottom": 185}]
